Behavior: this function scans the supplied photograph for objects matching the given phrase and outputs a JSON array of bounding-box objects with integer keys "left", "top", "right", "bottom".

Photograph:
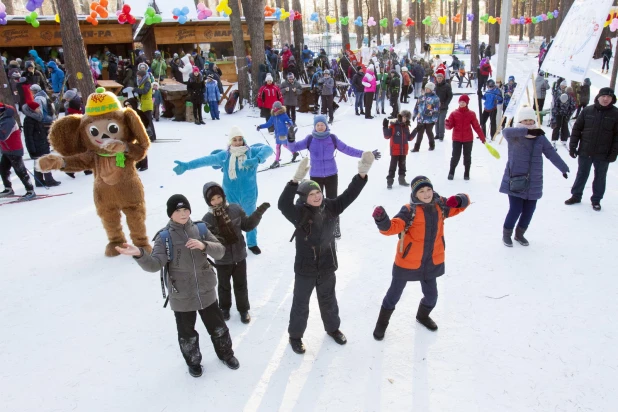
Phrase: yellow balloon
[
  {"left": 488, "top": 16, "right": 497, "bottom": 24},
  {"left": 55, "top": 14, "right": 60, "bottom": 23},
  {"left": 326, "top": 15, "right": 336, "bottom": 24}
]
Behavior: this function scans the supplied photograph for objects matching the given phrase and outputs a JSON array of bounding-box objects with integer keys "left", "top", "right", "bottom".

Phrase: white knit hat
[
  {"left": 265, "top": 73, "right": 273, "bottom": 82},
  {"left": 517, "top": 106, "right": 536, "bottom": 124},
  {"left": 425, "top": 82, "right": 436, "bottom": 91},
  {"left": 229, "top": 126, "right": 244, "bottom": 140}
]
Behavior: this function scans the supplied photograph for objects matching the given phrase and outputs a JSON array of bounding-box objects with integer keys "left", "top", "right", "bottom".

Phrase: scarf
[
  {"left": 212, "top": 206, "right": 239, "bottom": 245},
  {"left": 98, "top": 152, "right": 126, "bottom": 167},
  {"left": 137, "top": 74, "right": 149, "bottom": 87},
  {"left": 228, "top": 145, "right": 248, "bottom": 180}
]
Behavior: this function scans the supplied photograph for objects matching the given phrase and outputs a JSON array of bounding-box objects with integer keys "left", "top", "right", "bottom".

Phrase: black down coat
[
  {"left": 570, "top": 95, "right": 618, "bottom": 162},
  {"left": 278, "top": 174, "right": 367, "bottom": 276},
  {"left": 22, "top": 104, "right": 49, "bottom": 159}
]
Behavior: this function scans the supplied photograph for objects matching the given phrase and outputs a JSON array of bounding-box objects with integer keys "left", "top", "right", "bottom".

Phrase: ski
[
  {"left": 257, "top": 160, "right": 300, "bottom": 173},
  {"left": 0, "top": 192, "right": 73, "bottom": 206}
]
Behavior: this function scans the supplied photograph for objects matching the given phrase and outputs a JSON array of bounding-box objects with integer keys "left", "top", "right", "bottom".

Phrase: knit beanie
[
  {"left": 517, "top": 106, "right": 537, "bottom": 124},
  {"left": 560, "top": 80, "right": 567, "bottom": 87},
  {"left": 27, "top": 101, "right": 40, "bottom": 110},
  {"left": 11, "top": 72, "right": 20, "bottom": 78},
  {"left": 30, "top": 84, "right": 42, "bottom": 92},
  {"left": 598, "top": 87, "right": 615, "bottom": 97},
  {"left": 273, "top": 101, "right": 283, "bottom": 110},
  {"left": 297, "top": 180, "right": 322, "bottom": 203},
  {"left": 265, "top": 73, "right": 273, "bottom": 83},
  {"left": 410, "top": 176, "right": 433, "bottom": 197},
  {"left": 459, "top": 94, "right": 470, "bottom": 105},
  {"left": 228, "top": 126, "right": 245, "bottom": 144},
  {"left": 203, "top": 183, "right": 226, "bottom": 206},
  {"left": 425, "top": 82, "right": 436, "bottom": 92},
  {"left": 167, "top": 194, "right": 191, "bottom": 217},
  {"left": 192, "top": 66, "right": 200, "bottom": 74},
  {"left": 313, "top": 114, "right": 329, "bottom": 129},
  {"left": 63, "top": 88, "right": 78, "bottom": 101},
  {"left": 85, "top": 87, "right": 121, "bottom": 116}
]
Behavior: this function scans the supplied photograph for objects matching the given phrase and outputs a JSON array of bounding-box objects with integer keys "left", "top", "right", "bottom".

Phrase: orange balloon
[
  {"left": 100, "top": 0, "right": 108, "bottom": 7},
  {"left": 496, "top": 17, "right": 502, "bottom": 24}
]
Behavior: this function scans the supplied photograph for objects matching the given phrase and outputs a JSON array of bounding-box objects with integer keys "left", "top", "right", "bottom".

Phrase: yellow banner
[{"left": 430, "top": 43, "right": 454, "bottom": 55}]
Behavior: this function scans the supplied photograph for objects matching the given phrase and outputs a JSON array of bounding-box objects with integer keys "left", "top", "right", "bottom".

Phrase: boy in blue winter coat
[
  {"left": 152, "top": 82, "right": 162, "bottom": 122},
  {"left": 257, "top": 101, "right": 298, "bottom": 168},
  {"left": 481, "top": 79, "right": 504, "bottom": 140},
  {"left": 205, "top": 74, "right": 221, "bottom": 120},
  {"left": 411, "top": 82, "right": 440, "bottom": 152}
]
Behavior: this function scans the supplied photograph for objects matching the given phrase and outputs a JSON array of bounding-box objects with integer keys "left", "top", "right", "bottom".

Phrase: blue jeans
[
  {"left": 435, "top": 110, "right": 448, "bottom": 139},
  {"left": 208, "top": 101, "right": 220, "bottom": 120},
  {"left": 570, "top": 154, "right": 610, "bottom": 203},
  {"left": 503, "top": 195, "right": 538, "bottom": 230},
  {"left": 355, "top": 91, "right": 365, "bottom": 113},
  {"left": 414, "top": 82, "right": 423, "bottom": 98},
  {"left": 377, "top": 90, "right": 386, "bottom": 112},
  {"left": 382, "top": 277, "right": 438, "bottom": 310}
]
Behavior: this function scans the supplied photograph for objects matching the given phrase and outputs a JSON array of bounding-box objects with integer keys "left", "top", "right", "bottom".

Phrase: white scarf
[{"left": 228, "top": 145, "right": 249, "bottom": 180}]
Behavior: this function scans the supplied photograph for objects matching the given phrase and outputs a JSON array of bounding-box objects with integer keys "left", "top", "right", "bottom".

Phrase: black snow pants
[
  {"left": 288, "top": 272, "right": 340, "bottom": 339},
  {"left": 216, "top": 259, "right": 250, "bottom": 313},
  {"left": 0, "top": 154, "right": 33, "bottom": 191},
  {"left": 174, "top": 300, "right": 234, "bottom": 366}
]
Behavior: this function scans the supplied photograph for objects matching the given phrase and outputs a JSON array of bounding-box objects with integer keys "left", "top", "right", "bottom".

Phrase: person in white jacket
[{"left": 179, "top": 55, "right": 193, "bottom": 84}]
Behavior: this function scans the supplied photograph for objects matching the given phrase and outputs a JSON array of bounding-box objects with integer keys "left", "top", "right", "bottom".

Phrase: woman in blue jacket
[
  {"left": 481, "top": 79, "right": 503, "bottom": 140},
  {"left": 500, "top": 107, "right": 570, "bottom": 247},
  {"left": 172, "top": 126, "right": 273, "bottom": 254}
]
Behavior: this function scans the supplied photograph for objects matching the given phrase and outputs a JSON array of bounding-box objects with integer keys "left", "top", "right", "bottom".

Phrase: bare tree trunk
[
  {"left": 3, "top": 0, "right": 14, "bottom": 14},
  {"left": 335, "top": 0, "right": 340, "bottom": 34},
  {"left": 529, "top": 0, "right": 536, "bottom": 41},
  {"left": 241, "top": 0, "right": 266, "bottom": 100},
  {"left": 487, "top": 0, "right": 495, "bottom": 48},
  {"left": 80, "top": 0, "right": 89, "bottom": 15},
  {"left": 408, "top": 0, "right": 416, "bottom": 56},
  {"left": 0, "top": 58, "right": 20, "bottom": 127},
  {"left": 385, "top": 0, "right": 394, "bottom": 45},
  {"left": 396, "top": 0, "right": 402, "bottom": 44},
  {"left": 462, "top": 0, "right": 467, "bottom": 41},
  {"left": 325, "top": 0, "right": 330, "bottom": 33},
  {"left": 228, "top": 0, "right": 249, "bottom": 108},
  {"left": 471, "top": 0, "right": 480, "bottom": 70},
  {"left": 57, "top": 0, "right": 96, "bottom": 98},
  {"left": 292, "top": 0, "right": 305, "bottom": 50},
  {"left": 519, "top": 0, "right": 524, "bottom": 41},
  {"left": 610, "top": 42, "right": 618, "bottom": 90},
  {"left": 420, "top": 0, "right": 425, "bottom": 47},
  {"left": 341, "top": 0, "right": 350, "bottom": 48},
  {"left": 283, "top": 0, "right": 292, "bottom": 44},
  {"left": 354, "top": 0, "right": 363, "bottom": 48},
  {"left": 372, "top": 0, "right": 381, "bottom": 45}
]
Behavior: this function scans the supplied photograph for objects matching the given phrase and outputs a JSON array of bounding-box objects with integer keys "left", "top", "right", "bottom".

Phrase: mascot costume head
[{"left": 38, "top": 87, "right": 151, "bottom": 256}]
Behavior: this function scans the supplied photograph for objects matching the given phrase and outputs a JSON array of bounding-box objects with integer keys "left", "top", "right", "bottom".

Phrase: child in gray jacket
[{"left": 116, "top": 194, "right": 239, "bottom": 378}]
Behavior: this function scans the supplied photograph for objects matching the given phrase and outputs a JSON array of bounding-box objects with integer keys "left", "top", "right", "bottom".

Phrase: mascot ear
[
  {"left": 48, "top": 115, "right": 86, "bottom": 156},
  {"left": 123, "top": 108, "right": 151, "bottom": 151}
]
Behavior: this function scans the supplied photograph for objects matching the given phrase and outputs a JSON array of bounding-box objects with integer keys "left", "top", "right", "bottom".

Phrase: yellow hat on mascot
[{"left": 85, "top": 87, "right": 122, "bottom": 116}]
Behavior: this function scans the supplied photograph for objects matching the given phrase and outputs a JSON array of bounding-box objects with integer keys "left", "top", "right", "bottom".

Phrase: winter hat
[
  {"left": 273, "top": 101, "right": 283, "bottom": 110},
  {"left": 297, "top": 180, "right": 322, "bottom": 203},
  {"left": 154, "top": 50, "right": 161, "bottom": 55},
  {"left": 203, "top": 183, "right": 226, "bottom": 206},
  {"left": 598, "top": 87, "right": 615, "bottom": 97},
  {"left": 137, "top": 70, "right": 147, "bottom": 78},
  {"left": 192, "top": 66, "right": 200, "bottom": 74},
  {"left": 401, "top": 66, "right": 408, "bottom": 72},
  {"left": 559, "top": 93, "right": 569, "bottom": 103},
  {"left": 425, "top": 82, "right": 436, "bottom": 92},
  {"left": 27, "top": 101, "right": 40, "bottom": 110},
  {"left": 173, "top": 53, "right": 179, "bottom": 59},
  {"left": 29, "top": 84, "right": 42, "bottom": 92},
  {"left": 166, "top": 194, "right": 191, "bottom": 218},
  {"left": 85, "top": 87, "right": 121, "bottom": 117},
  {"left": 314, "top": 114, "right": 329, "bottom": 128},
  {"left": 63, "top": 88, "right": 78, "bottom": 101},
  {"left": 152, "top": 82, "right": 159, "bottom": 88},
  {"left": 323, "top": 69, "right": 331, "bottom": 75},
  {"left": 517, "top": 106, "right": 537, "bottom": 124},
  {"left": 508, "top": 75, "right": 515, "bottom": 82},
  {"left": 18, "top": 77, "right": 27, "bottom": 84},
  {"left": 265, "top": 73, "right": 273, "bottom": 83},
  {"left": 207, "top": 74, "right": 214, "bottom": 80},
  {"left": 228, "top": 125, "right": 245, "bottom": 140},
  {"left": 459, "top": 94, "right": 470, "bottom": 105},
  {"left": 560, "top": 80, "right": 567, "bottom": 87},
  {"left": 287, "top": 72, "right": 295, "bottom": 79},
  {"left": 25, "top": 61, "right": 34, "bottom": 69},
  {"left": 410, "top": 176, "right": 433, "bottom": 197},
  {"left": 487, "top": 79, "right": 496, "bottom": 88}
]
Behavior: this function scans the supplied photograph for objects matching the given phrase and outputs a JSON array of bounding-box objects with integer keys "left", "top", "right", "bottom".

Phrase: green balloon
[
  {"left": 145, "top": 16, "right": 153, "bottom": 25},
  {"left": 153, "top": 15, "right": 162, "bottom": 23},
  {"left": 32, "top": 20, "right": 39, "bottom": 28},
  {"left": 25, "top": 15, "right": 32, "bottom": 23},
  {"left": 146, "top": 6, "right": 155, "bottom": 16},
  {"left": 31, "top": 11, "right": 37, "bottom": 18}
]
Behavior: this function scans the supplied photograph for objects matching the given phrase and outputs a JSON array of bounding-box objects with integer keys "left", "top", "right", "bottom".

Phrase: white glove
[
  {"left": 358, "top": 151, "right": 375, "bottom": 174},
  {"left": 293, "top": 157, "right": 310, "bottom": 182}
]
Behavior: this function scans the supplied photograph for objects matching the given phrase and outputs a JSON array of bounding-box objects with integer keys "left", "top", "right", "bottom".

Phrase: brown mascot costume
[{"left": 38, "top": 87, "right": 151, "bottom": 257}]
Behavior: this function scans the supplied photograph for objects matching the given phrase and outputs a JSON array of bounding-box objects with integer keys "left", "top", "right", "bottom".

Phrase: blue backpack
[{"left": 158, "top": 221, "right": 208, "bottom": 308}]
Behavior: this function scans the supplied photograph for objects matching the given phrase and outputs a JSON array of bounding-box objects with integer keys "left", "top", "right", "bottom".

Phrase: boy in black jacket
[
  {"left": 278, "top": 154, "right": 374, "bottom": 354},
  {"left": 202, "top": 182, "right": 270, "bottom": 324}
]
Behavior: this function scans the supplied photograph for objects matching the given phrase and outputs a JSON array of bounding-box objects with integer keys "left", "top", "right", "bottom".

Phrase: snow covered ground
[{"left": 2, "top": 53, "right": 617, "bottom": 412}]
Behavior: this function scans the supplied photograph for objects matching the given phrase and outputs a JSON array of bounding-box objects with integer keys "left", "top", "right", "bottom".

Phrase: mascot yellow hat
[{"left": 85, "top": 87, "right": 122, "bottom": 116}]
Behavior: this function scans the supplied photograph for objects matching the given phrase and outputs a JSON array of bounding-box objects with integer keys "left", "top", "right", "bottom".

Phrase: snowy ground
[{"left": 2, "top": 54, "right": 617, "bottom": 412}]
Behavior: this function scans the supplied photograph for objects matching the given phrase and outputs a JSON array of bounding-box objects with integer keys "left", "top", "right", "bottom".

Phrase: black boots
[
  {"left": 514, "top": 227, "right": 529, "bottom": 246},
  {"left": 503, "top": 228, "right": 513, "bottom": 247},
  {"left": 44, "top": 172, "right": 61, "bottom": 187},
  {"left": 240, "top": 311, "right": 251, "bottom": 324},
  {"left": 373, "top": 307, "right": 395, "bottom": 340},
  {"left": 464, "top": 165, "right": 470, "bottom": 181},
  {"left": 221, "top": 308, "right": 230, "bottom": 321},
  {"left": 188, "top": 364, "right": 203, "bottom": 377},
  {"left": 291, "top": 152, "right": 299, "bottom": 162},
  {"left": 289, "top": 338, "right": 306, "bottom": 354},
  {"left": 327, "top": 329, "right": 347, "bottom": 345},
  {"left": 387, "top": 178, "right": 393, "bottom": 189},
  {"left": 564, "top": 196, "right": 581, "bottom": 205},
  {"left": 222, "top": 356, "right": 240, "bottom": 370},
  {"left": 34, "top": 171, "right": 45, "bottom": 187},
  {"left": 248, "top": 245, "right": 262, "bottom": 255},
  {"left": 398, "top": 176, "right": 409, "bottom": 186},
  {"left": 416, "top": 303, "right": 438, "bottom": 331}
]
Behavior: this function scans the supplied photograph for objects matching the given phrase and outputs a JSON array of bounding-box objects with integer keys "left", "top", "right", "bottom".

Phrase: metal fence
[{"left": 304, "top": 39, "right": 345, "bottom": 59}]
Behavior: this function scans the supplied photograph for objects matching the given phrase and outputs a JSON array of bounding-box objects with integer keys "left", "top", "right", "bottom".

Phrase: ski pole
[
  {"left": 26, "top": 167, "right": 49, "bottom": 190},
  {"left": 257, "top": 128, "right": 272, "bottom": 147}
]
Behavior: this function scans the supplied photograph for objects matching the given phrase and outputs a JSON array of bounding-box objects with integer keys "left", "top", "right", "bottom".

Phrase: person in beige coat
[{"left": 116, "top": 194, "right": 239, "bottom": 378}]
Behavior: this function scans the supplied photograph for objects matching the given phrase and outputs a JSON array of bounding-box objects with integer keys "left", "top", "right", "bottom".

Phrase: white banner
[
  {"left": 503, "top": 72, "right": 532, "bottom": 120},
  {"left": 507, "top": 44, "right": 529, "bottom": 55},
  {"left": 541, "top": 0, "right": 614, "bottom": 82}
]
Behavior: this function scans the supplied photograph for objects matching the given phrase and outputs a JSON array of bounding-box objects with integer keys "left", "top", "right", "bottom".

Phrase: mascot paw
[
  {"left": 105, "top": 241, "right": 126, "bottom": 257},
  {"left": 102, "top": 139, "right": 127, "bottom": 154},
  {"left": 37, "top": 155, "right": 64, "bottom": 172}
]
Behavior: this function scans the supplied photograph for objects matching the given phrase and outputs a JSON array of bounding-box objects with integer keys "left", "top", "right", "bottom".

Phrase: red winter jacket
[
  {"left": 383, "top": 120, "right": 413, "bottom": 155},
  {"left": 445, "top": 107, "right": 486, "bottom": 143},
  {"left": 0, "top": 105, "right": 24, "bottom": 155},
  {"left": 281, "top": 49, "right": 293, "bottom": 69},
  {"left": 257, "top": 84, "right": 283, "bottom": 109}
]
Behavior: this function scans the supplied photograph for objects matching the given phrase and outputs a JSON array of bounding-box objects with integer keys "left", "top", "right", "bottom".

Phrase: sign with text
[
  {"left": 155, "top": 23, "right": 274, "bottom": 45},
  {"left": 430, "top": 43, "right": 454, "bottom": 55},
  {"left": 503, "top": 71, "right": 533, "bottom": 120},
  {"left": 0, "top": 24, "right": 134, "bottom": 47}
]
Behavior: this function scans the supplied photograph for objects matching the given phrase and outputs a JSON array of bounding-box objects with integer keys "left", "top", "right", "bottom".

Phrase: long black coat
[
  {"left": 187, "top": 73, "right": 205, "bottom": 104},
  {"left": 278, "top": 175, "right": 367, "bottom": 276},
  {"left": 22, "top": 106, "right": 49, "bottom": 159},
  {"left": 571, "top": 96, "right": 618, "bottom": 162}
]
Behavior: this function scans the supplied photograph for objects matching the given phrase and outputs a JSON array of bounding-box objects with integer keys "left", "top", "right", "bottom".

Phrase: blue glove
[
  {"left": 173, "top": 160, "right": 189, "bottom": 175},
  {"left": 243, "top": 157, "right": 259, "bottom": 169}
]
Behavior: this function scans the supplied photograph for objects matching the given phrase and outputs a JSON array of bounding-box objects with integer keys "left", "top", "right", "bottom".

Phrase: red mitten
[
  {"left": 446, "top": 196, "right": 460, "bottom": 208},
  {"left": 372, "top": 206, "right": 386, "bottom": 220}
]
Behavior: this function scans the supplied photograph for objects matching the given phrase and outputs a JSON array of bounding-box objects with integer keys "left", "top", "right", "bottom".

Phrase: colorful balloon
[
  {"left": 196, "top": 3, "right": 212, "bottom": 21},
  {"left": 467, "top": 13, "right": 474, "bottom": 22},
  {"left": 264, "top": 6, "right": 275, "bottom": 17},
  {"left": 0, "top": 1, "right": 8, "bottom": 25},
  {"left": 379, "top": 17, "right": 388, "bottom": 28},
  {"left": 610, "top": 18, "right": 618, "bottom": 32},
  {"left": 367, "top": 16, "right": 376, "bottom": 27},
  {"left": 171, "top": 6, "right": 189, "bottom": 24},
  {"left": 215, "top": 0, "right": 232, "bottom": 16},
  {"left": 25, "top": 0, "right": 43, "bottom": 13},
  {"left": 326, "top": 15, "right": 336, "bottom": 25},
  {"left": 405, "top": 18, "right": 415, "bottom": 27},
  {"left": 340, "top": 16, "right": 350, "bottom": 26},
  {"left": 422, "top": 16, "right": 432, "bottom": 26},
  {"left": 25, "top": 11, "right": 39, "bottom": 28},
  {"left": 354, "top": 16, "right": 363, "bottom": 27},
  {"left": 309, "top": 11, "right": 318, "bottom": 22}
]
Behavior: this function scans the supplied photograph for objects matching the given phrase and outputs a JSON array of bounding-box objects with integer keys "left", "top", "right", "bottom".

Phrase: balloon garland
[
  {"left": 172, "top": 6, "right": 189, "bottom": 24},
  {"left": 25, "top": 11, "right": 39, "bottom": 27},
  {"left": 0, "top": 1, "right": 7, "bottom": 26},
  {"left": 215, "top": 0, "right": 232, "bottom": 16},
  {"left": 145, "top": 6, "right": 163, "bottom": 24},
  {"left": 117, "top": 4, "right": 136, "bottom": 24}
]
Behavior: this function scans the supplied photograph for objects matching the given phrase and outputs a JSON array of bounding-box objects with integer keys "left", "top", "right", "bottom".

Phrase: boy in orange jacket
[{"left": 371, "top": 176, "right": 470, "bottom": 339}]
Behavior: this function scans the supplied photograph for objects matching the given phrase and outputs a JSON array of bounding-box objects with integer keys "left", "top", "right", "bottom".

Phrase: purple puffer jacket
[{"left": 286, "top": 133, "right": 363, "bottom": 178}]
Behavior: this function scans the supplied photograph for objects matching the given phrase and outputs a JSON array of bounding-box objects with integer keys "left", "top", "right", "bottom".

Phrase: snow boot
[
  {"left": 428, "top": 144, "right": 435, "bottom": 151},
  {"left": 327, "top": 329, "right": 347, "bottom": 345},
  {"left": 592, "top": 202, "right": 602, "bottom": 211},
  {"left": 464, "top": 166, "right": 470, "bottom": 181},
  {"left": 355, "top": 110, "right": 360, "bottom": 116},
  {"left": 221, "top": 309, "right": 230, "bottom": 321},
  {"left": 0, "top": 188, "right": 15, "bottom": 197},
  {"left": 503, "top": 228, "right": 513, "bottom": 247},
  {"left": 360, "top": 110, "right": 365, "bottom": 115},
  {"left": 179, "top": 335, "right": 202, "bottom": 369},
  {"left": 248, "top": 246, "right": 261, "bottom": 255},
  {"left": 382, "top": 109, "right": 386, "bottom": 114},
  {"left": 411, "top": 147, "right": 420, "bottom": 153},
  {"left": 21, "top": 190, "right": 36, "bottom": 200},
  {"left": 240, "top": 311, "right": 251, "bottom": 324},
  {"left": 291, "top": 152, "right": 299, "bottom": 162},
  {"left": 415, "top": 303, "right": 438, "bottom": 331},
  {"left": 373, "top": 307, "right": 395, "bottom": 341},
  {"left": 564, "top": 196, "right": 581, "bottom": 205},
  {"left": 289, "top": 338, "right": 306, "bottom": 354},
  {"left": 34, "top": 171, "right": 46, "bottom": 187},
  {"left": 447, "top": 171, "right": 454, "bottom": 180},
  {"left": 398, "top": 176, "right": 409, "bottom": 186},
  {"left": 514, "top": 227, "right": 529, "bottom": 246},
  {"left": 188, "top": 364, "right": 203, "bottom": 377},
  {"left": 222, "top": 356, "right": 240, "bottom": 370},
  {"left": 387, "top": 178, "right": 394, "bottom": 189},
  {"left": 365, "top": 115, "right": 374, "bottom": 119},
  {"left": 65, "top": 172, "right": 76, "bottom": 179},
  {"left": 270, "top": 160, "right": 280, "bottom": 169},
  {"left": 44, "top": 173, "right": 61, "bottom": 187}
]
